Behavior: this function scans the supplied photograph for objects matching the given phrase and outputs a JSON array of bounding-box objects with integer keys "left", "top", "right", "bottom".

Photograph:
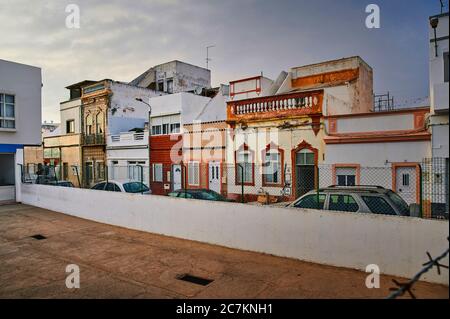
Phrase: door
[
  {"left": 395, "top": 166, "right": 417, "bottom": 205},
  {"left": 295, "top": 149, "right": 316, "bottom": 198},
  {"left": 209, "top": 161, "right": 221, "bottom": 193},
  {"left": 172, "top": 164, "right": 182, "bottom": 191}
]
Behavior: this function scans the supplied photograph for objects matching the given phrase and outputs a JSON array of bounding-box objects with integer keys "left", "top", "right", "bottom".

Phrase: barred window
[
  {"left": 263, "top": 151, "right": 281, "bottom": 184},
  {"left": 188, "top": 161, "right": 200, "bottom": 186},
  {"left": 236, "top": 151, "right": 253, "bottom": 184},
  {"left": 336, "top": 167, "right": 356, "bottom": 186}
]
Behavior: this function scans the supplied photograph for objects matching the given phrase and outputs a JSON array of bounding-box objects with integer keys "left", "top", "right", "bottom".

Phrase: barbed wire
[{"left": 387, "top": 237, "right": 449, "bottom": 299}]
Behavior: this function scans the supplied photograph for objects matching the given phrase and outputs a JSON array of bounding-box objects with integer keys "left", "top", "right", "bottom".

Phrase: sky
[{"left": 0, "top": 0, "right": 447, "bottom": 122}]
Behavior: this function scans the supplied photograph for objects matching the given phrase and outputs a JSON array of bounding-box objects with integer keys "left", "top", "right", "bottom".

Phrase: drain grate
[
  {"left": 30, "top": 234, "right": 47, "bottom": 240},
  {"left": 177, "top": 274, "right": 213, "bottom": 286}
]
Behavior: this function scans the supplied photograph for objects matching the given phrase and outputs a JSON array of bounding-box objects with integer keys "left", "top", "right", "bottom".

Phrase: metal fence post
[
  {"left": 316, "top": 165, "right": 320, "bottom": 209},
  {"left": 419, "top": 163, "right": 423, "bottom": 218},
  {"left": 238, "top": 164, "right": 244, "bottom": 203}
]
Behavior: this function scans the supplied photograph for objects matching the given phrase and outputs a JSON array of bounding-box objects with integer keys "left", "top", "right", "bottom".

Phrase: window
[
  {"left": 263, "top": 151, "right": 281, "bottom": 184},
  {"left": 66, "top": 120, "right": 75, "bottom": 134},
  {"left": 85, "top": 114, "right": 93, "bottom": 135},
  {"left": 294, "top": 194, "right": 326, "bottom": 209},
  {"left": 123, "top": 182, "right": 149, "bottom": 193},
  {"left": 105, "top": 183, "right": 121, "bottom": 192},
  {"left": 336, "top": 167, "right": 357, "bottom": 186},
  {"left": 444, "top": 52, "right": 449, "bottom": 83},
  {"left": 96, "top": 113, "right": 104, "bottom": 134},
  {"left": 162, "top": 123, "right": 170, "bottom": 135},
  {"left": 296, "top": 149, "right": 315, "bottom": 165},
  {"left": 92, "top": 182, "right": 106, "bottom": 190},
  {"left": 151, "top": 115, "right": 180, "bottom": 136},
  {"left": 152, "top": 164, "right": 163, "bottom": 182},
  {"left": 402, "top": 173, "right": 410, "bottom": 186},
  {"left": 170, "top": 123, "right": 180, "bottom": 134},
  {"left": 362, "top": 196, "right": 396, "bottom": 216},
  {"left": 0, "top": 93, "right": 15, "bottom": 129},
  {"left": 128, "top": 162, "right": 144, "bottom": 181},
  {"left": 329, "top": 195, "right": 359, "bottom": 212},
  {"left": 96, "top": 162, "right": 105, "bottom": 181},
  {"left": 151, "top": 125, "right": 162, "bottom": 135},
  {"left": 236, "top": 150, "right": 253, "bottom": 184},
  {"left": 188, "top": 162, "right": 200, "bottom": 186}
]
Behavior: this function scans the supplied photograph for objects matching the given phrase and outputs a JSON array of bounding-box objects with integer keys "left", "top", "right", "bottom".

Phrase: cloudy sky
[{"left": 0, "top": 0, "right": 446, "bottom": 122}]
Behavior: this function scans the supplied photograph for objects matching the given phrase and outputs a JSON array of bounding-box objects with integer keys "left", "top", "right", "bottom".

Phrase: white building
[
  {"left": 130, "top": 60, "right": 211, "bottom": 94},
  {"left": 0, "top": 59, "right": 42, "bottom": 202},
  {"left": 428, "top": 11, "right": 449, "bottom": 159},
  {"left": 107, "top": 129, "right": 150, "bottom": 186}
]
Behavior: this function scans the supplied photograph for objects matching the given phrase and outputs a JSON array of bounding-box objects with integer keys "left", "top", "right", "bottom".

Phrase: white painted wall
[
  {"left": 325, "top": 141, "right": 431, "bottom": 166},
  {"left": 333, "top": 113, "right": 415, "bottom": 133},
  {"left": 60, "top": 99, "right": 81, "bottom": 134},
  {"left": 21, "top": 184, "right": 449, "bottom": 285},
  {"left": 0, "top": 59, "right": 41, "bottom": 145},
  {"left": 108, "top": 81, "right": 161, "bottom": 135}
]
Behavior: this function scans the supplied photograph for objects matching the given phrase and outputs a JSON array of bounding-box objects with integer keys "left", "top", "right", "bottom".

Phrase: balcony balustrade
[
  {"left": 83, "top": 133, "right": 105, "bottom": 146},
  {"left": 227, "top": 90, "right": 323, "bottom": 123}
]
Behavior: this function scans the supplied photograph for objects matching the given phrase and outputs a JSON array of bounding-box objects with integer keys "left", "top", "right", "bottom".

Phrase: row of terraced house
[{"left": 19, "top": 12, "right": 448, "bottom": 215}]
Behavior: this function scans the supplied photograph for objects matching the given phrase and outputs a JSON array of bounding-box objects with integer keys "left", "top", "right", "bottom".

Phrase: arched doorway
[{"left": 291, "top": 141, "right": 318, "bottom": 199}]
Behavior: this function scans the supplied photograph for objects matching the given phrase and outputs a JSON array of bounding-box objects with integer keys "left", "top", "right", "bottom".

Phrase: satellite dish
[{"left": 195, "top": 86, "right": 203, "bottom": 95}]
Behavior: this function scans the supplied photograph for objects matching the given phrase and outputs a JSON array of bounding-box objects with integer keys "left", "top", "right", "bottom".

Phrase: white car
[{"left": 91, "top": 180, "right": 151, "bottom": 194}]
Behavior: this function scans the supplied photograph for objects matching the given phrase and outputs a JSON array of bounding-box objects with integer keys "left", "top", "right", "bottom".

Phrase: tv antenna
[{"left": 206, "top": 45, "right": 215, "bottom": 70}]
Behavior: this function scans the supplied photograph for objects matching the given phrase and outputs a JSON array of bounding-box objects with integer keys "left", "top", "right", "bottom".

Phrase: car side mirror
[{"left": 409, "top": 204, "right": 421, "bottom": 217}]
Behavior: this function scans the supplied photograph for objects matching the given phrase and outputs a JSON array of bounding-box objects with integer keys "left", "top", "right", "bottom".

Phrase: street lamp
[{"left": 136, "top": 97, "right": 152, "bottom": 188}]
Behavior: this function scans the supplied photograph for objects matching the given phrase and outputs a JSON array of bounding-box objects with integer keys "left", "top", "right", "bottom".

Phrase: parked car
[
  {"left": 288, "top": 185, "right": 413, "bottom": 217},
  {"left": 53, "top": 181, "right": 74, "bottom": 188},
  {"left": 168, "top": 189, "right": 234, "bottom": 202},
  {"left": 34, "top": 176, "right": 74, "bottom": 188},
  {"left": 91, "top": 180, "right": 151, "bottom": 194}
]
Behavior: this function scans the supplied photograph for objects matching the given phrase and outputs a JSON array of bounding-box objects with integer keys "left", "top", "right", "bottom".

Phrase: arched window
[
  {"left": 85, "top": 114, "right": 93, "bottom": 135},
  {"left": 96, "top": 112, "right": 104, "bottom": 134},
  {"left": 296, "top": 149, "right": 315, "bottom": 166}
]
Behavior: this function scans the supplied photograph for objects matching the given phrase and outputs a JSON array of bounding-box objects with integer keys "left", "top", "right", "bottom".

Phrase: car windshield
[
  {"left": 386, "top": 191, "right": 410, "bottom": 216},
  {"left": 123, "top": 182, "right": 149, "bottom": 193}
]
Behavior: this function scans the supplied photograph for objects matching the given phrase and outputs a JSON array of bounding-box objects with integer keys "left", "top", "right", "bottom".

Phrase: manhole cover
[
  {"left": 30, "top": 234, "right": 47, "bottom": 240},
  {"left": 177, "top": 274, "right": 213, "bottom": 286}
]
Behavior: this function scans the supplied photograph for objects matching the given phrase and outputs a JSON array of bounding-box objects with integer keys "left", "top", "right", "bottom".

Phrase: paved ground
[{"left": 0, "top": 204, "right": 447, "bottom": 299}]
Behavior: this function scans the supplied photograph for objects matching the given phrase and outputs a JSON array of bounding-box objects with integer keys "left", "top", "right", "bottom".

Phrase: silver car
[{"left": 288, "top": 186, "right": 414, "bottom": 217}]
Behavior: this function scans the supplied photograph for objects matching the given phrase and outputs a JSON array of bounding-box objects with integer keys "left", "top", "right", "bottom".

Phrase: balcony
[
  {"left": 227, "top": 90, "right": 323, "bottom": 123},
  {"left": 83, "top": 134, "right": 106, "bottom": 146},
  {"left": 107, "top": 131, "right": 148, "bottom": 148}
]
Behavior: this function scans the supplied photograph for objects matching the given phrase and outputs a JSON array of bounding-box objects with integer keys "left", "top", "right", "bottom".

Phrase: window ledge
[{"left": 0, "top": 128, "right": 17, "bottom": 132}]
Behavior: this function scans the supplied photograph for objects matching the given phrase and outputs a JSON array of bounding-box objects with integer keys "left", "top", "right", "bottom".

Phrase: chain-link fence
[{"left": 21, "top": 158, "right": 449, "bottom": 219}]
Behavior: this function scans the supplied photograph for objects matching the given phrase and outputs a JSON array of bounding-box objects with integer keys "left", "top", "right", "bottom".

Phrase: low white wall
[{"left": 21, "top": 184, "right": 449, "bottom": 285}]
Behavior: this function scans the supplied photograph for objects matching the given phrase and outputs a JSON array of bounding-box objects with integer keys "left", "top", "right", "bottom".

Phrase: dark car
[{"left": 168, "top": 189, "right": 234, "bottom": 202}]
